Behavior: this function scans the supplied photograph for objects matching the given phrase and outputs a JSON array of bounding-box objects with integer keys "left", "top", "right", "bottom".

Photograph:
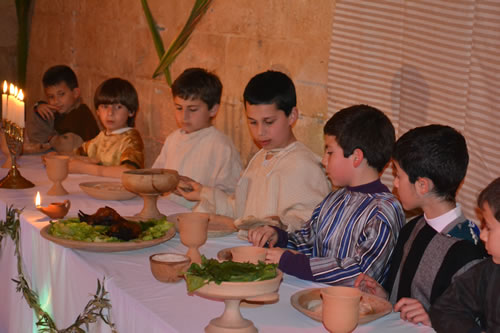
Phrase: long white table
[{"left": 0, "top": 154, "right": 435, "bottom": 333}]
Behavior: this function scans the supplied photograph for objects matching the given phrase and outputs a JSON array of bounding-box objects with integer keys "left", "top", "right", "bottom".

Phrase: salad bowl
[
  {"left": 193, "top": 270, "right": 283, "bottom": 333},
  {"left": 40, "top": 221, "right": 175, "bottom": 252}
]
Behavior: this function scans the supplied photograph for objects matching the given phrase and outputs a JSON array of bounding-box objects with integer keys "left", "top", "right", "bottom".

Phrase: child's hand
[
  {"left": 394, "top": 297, "right": 431, "bottom": 326},
  {"left": 177, "top": 180, "right": 202, "bottom": 201},
  {"left": 36, "top": 103, "right": 59, "bottom": 121},
  {"left": 248, "top": 226, "right": 278, "bottom": 247},
  {"left": 354, "top": 273, "right": 388, "bottom": 299},
  {"left": 265, "top": 247, "right": 286, "bottom": 264}
]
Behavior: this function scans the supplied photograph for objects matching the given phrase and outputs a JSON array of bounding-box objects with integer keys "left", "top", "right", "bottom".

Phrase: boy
[
  {"left": 178, "top": 70, "right": 330, "bottom": 231},
  {"left": 152, "top": 68, "right": 242, "bottom": 208},
  {"left": 27, "top": 65, "right": 100, "bottom": 153},
  {"left": 248, "top": 105, "right": 405, "bottom": 285},
  {"left": 69, "top": 78, "right": 144, "bottom": 178},
  {"left": 355, "top": 125, "right": 486, "bottom": 327},
  {"left": 430, "top": 177, "right": 500, "bottom": 332}
]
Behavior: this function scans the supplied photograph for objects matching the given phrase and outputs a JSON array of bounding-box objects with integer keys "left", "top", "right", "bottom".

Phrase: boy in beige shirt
[{"left": 178, "top": 70, "right": 330, "bottom": 231}]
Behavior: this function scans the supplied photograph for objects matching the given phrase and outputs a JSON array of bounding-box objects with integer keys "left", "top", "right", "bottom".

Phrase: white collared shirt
[{"left": 425, "top": 204, "right": 462, "bottom": 232}]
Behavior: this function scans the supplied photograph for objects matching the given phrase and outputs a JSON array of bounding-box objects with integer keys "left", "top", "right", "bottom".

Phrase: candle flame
[
  {"left": 36, "top": 191, "right": 41, "bottom": 207},
  {"left": 14, "top": 86, "right": 18, "bottom": 97},
  {"left": 17, "top": 89, "right": 24, "bottom": 101},
  {"left": 2, "top": 81, "right": 7, "bottom": 93},
  {"left": 9, "top": 83, "right": 15, "bottom": 95}
]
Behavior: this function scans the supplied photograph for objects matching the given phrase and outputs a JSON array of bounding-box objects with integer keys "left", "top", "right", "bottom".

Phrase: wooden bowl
[
  {"left": 150, "top": 253, "right": 191, "bottom": 283},
  {"left": 122, "top": 169, "right": 179, "bottom": 195}
]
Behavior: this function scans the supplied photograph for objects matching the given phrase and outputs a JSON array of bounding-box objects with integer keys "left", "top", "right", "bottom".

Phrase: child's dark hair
[
  {"left": 94, "top": 78, "right": 138, "bottom": 127},
  {"left": 478, "top": 177, "right": 500, "bottom": 221},
  {"left": 171, "top": 68, "right": 222, "bottom": 109},
  {"left": 243, "top": 71, "right": 296, "bottom": 116},
  {"left": 42, "top": 65, "right": 79, "bottom": 90},
  {"left": 324, "top": 104, "right": 395, "bottom": 172},
  {"left": 393, "top": 125, "right": 468, "bottom": 202}
]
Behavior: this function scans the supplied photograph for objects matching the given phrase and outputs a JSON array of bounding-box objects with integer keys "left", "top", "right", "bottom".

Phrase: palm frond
[
  {"left": 141, "top": 0, "right": 170, "bottom": 83},
  {"left": 152, "top": 0, "right": 213, "bottom": 84}
]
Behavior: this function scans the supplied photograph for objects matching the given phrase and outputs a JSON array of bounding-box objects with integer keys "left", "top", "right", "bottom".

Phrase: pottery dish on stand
[
  {"left": 194, "top": 270, "right": 283, "bottom": 333},
  {"left": 121, "top": 168, "right": 179, "bottom": 220}
]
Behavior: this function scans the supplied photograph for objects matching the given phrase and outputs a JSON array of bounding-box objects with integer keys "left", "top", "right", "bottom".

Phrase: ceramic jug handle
[{"left": 63, "top": 200, "right": 71, "bottom": 210}]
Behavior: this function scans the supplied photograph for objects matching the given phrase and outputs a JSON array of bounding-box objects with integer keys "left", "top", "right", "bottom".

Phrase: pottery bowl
[
  {"left": 150, "top": 253, "right": 191, "bottom": 283},
  {"left": 79, "top": 181, "right": 136, "bottom": 201},
  {"left": 230, "top": 246, "right": 267, "bottom": 264},
  {"left": 195, "top": 270, "right": 283, "bottom": 300},
  {"left": 122, "top": 169, "right": 179, "bottom": 195}
]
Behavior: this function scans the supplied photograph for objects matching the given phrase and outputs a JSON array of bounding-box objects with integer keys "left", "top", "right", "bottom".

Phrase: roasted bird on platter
[{"left": 78, "top": 206, "right": 142, "bottom": 241}]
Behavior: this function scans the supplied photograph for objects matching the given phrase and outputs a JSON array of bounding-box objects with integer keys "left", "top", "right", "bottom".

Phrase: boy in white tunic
[
  {"left": 178, "top": 71, "right": 330, "bottom": 231},
  {"left": 152, "top": 68, "right": 242, "bottom": 208}
]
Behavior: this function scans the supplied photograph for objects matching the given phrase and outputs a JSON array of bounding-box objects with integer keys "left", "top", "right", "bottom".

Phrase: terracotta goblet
[
  {"left": 176, "top": 212, "right": 209, "bottom": 264},
  {"left": 321, "top": 286, "right": 361, "bottom": 333},
  {"left": 45, "top": 155, "right": 69, "bottom": 196}
]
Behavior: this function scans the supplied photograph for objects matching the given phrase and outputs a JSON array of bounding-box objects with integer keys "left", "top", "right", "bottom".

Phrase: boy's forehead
[
  {"left": 324, "top": 135, "right": 338, "bottom": 146},
  {"left": 44, "top": 82, "right": 71, "bottom": 94},
  {"left": 174, "top": 95, "right": 207, "bottom": 106},
  {"left": 245, "top": 102, "right": 282, "bottom": 115}
]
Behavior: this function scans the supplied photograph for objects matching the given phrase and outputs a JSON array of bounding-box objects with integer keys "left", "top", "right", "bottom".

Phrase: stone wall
[{"left": 25, "top": 0, "right": 336, "bottom": 166}]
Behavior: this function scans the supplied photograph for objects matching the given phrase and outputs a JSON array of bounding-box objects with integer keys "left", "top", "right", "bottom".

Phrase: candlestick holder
[{"left": 0, "top": 119, "right": 35, "bottom": 188}]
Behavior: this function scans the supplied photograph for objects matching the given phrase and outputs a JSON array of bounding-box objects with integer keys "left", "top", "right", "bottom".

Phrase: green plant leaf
[
  {"left": 141, "top": 0, "right": 170, "bottom": 84},
  {"left": 152, "top": 0, "right": 213, "bottom": 83}
]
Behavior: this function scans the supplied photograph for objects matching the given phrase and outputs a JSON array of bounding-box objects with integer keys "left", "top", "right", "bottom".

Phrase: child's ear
[
  {"left": 71, "top": 87, "right": 81, "bottom": 99},
  {"left": 352, "top": 148, "right": 364, "bottom": 168},
  {"left": 416, "top": 177, "right": 433, "bottom": 195},
  {"left": 208, "top": 104, "right": 219, "bottom": 118},
  {"left": 288, "top": 107, "right": 299, "bottom": 126}
]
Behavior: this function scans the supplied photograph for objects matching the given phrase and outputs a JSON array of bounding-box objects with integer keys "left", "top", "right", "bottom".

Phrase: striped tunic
[{"left": 278, "top": 180, "right": 404, "bottom": 285}]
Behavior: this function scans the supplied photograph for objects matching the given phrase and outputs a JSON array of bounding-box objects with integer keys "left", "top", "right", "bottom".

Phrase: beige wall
[{"left": 25, "top": 0, "right": 335, "bottom": 166}]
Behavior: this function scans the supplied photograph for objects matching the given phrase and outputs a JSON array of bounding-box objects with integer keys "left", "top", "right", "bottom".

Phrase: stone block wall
[{"left": 24, "top": 0, "right": 335, "bottom": 166}]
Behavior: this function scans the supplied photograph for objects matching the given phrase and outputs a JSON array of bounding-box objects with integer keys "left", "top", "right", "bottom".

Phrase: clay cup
[{"left": 321, "top": 286, "right": 361, "bottom": 333}]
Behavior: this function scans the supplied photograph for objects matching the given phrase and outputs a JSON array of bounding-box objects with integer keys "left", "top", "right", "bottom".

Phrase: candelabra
[{"left": 0, "top": 119, "right": 34, "bottom": 188}]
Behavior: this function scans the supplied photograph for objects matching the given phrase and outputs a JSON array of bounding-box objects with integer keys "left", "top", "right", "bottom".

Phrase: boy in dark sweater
[
  {"left": 27, "top": 65, "right": 99, "bottom": 153},
  {"left": 355, "top": 125, "right": 486, "bottom": 327},
  {"left": 430, "top": 177, "right": 500, "bottom": 332}
]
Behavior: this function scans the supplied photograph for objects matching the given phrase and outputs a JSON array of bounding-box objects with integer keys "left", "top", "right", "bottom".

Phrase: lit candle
[
  {"left": 1, "top": 81, "right": 7, "bottom": 121},
  {"left": 35, "top": 191, "right": 41, "bottom": 207},
  {"left": 8, "top": 84, "right": 16, "bottom": 123},
  {"left": 17, "top": 89, "right": 25, "bottom": 127},
  {"left": 13, "top": 86, "right": 19, "bottom": 125}
]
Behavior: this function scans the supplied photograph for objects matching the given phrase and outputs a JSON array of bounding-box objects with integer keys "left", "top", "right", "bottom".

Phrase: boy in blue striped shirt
[{"left": 249, "top": 105, "right": 405, "bottom": 286}]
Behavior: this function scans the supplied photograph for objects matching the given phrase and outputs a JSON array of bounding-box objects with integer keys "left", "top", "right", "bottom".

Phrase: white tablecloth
[{"left": 0, "top": 154, "right": 435, "bottom": 333}]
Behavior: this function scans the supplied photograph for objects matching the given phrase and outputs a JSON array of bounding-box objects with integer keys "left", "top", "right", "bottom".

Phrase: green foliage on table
[
  {"left": 49, "top": 217, "right": 173, "bottom": 242},
  {"left": 185, "top": 256, "right": 278, "bottom": 292},
  {"left": 141, "top": 0, "right": 212, "bottom": 86},
  {"left": 0, "top": 206, "right": 117, "bottom": 332}
]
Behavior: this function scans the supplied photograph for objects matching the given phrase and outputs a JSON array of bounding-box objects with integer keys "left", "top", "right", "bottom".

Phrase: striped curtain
[{"left": 327, "top": 0, "right": 500, "bottom": 222}]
